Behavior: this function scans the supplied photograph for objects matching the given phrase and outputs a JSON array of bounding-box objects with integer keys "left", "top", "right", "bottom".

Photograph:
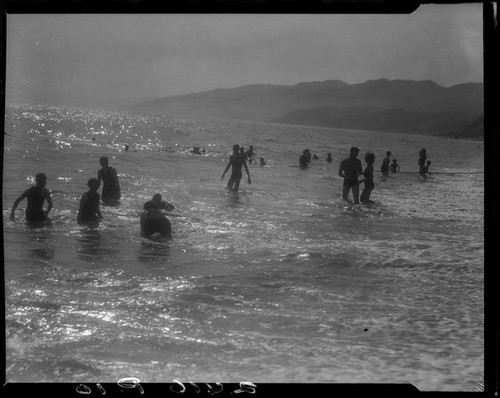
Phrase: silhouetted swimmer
[
  {"left": 221, "top": 144, "right": 251, "bottom": 192},
  {"left": 422, "top": 160, "right": 432, "bottom": 180},
  {"left": 299, "top": 150, "right": 309, "bottom": 169},
  {"left": 246, "top": 145, "right": 255, "bottom": 162},
  {"left": 312, "top": 154, "right": 319, "bottom": 160},
  {"left": 305, "top": 149, "right": 312, "bottom": 164},
  {"left": 10, "top": 172, "right": 53, "bottom": 223},
  {"left": 192, "top": 146, "right": 202, "bottom": 155},
  {"left": 97, "top": 156, "right": 121, "bottom": 206},
  {"left": 381, "top": 151, "right": 391, "bottom": 177},
  {"left": 326, "top": 153, "right": 333, "bottom": 163},
  {"left": 418, "top": 148, "right": 427, "bottom": 177},
  {"left": 259, "top": 157, "right": 267, "bottom": 166},
  {"left": 124, "top": 145, "right": 129, "bottom": 152},
  {"left": 339, "top": 146, "right": 363, "bottom": 204},
  {"left": 77, "top": 178, "right": 103, "bottom": 226},
  {"left": 390, "top": 158, "right": 400, "bottom": 173},
  {"left": 359, "top": 151, "right": 376, "bottom": 204},
  {"left": 140, "top": 193, "right": 173, "bottom": 238}
]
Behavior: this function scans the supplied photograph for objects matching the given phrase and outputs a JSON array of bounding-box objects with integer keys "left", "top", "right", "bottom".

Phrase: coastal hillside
[
  {"left": 460, "top": 115, "right": 484, "bottom": 138},
  {"left": 271, "top": 106, "right": 479, "bottom": 136},
  {"left": 132, "top": 79, "right": 483, "bottom": 136}
]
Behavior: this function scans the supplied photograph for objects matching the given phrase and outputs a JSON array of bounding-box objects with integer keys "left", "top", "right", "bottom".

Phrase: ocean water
[{"left": 3, "top": 104, "right": 484, "bottom": 390}]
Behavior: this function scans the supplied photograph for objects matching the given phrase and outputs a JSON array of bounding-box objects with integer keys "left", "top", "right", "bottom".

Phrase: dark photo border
[{"left": 1, "top": 1, "right": 497, "bottom": 397}]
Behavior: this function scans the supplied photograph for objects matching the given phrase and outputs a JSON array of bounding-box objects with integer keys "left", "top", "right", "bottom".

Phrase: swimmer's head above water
[
  {"left": 87, "top": 178, "right": 99, "bottom": 191},
  {"left": 99, "top": 156, "right": 109, "bottom": 167},
  {"left": 152, "top": 193, "right": 162, "bottom": 203},
  {"left": 35, "top": 173, "right": 47, "bottom": 187},
  {"left": 365, "top": 151, "right": 375, "bottom": 164}
]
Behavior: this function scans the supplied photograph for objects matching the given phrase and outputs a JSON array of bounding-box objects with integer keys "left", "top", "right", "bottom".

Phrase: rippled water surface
[{"left": 3, "top": 104, "right": 483, "bottom": 390}]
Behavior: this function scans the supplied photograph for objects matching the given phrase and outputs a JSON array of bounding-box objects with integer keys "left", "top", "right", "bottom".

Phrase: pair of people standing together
[
  {"left": 77, "top": 156, "right": 121, "bottom": 225},
  {"left": 338, "top": 146, "right": 375, "bottom": 205}
]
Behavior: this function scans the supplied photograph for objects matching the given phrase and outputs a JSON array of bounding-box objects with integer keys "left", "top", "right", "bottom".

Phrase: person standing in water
[
  {"left": 359, "top": 152, "right": 376, "bottom": 204},
  {"left": 299, "top": 150, "right": 309, "bottom": 169},
  {"left": 338, "top": 146, "right": 363, "bottom": 204},
  {"left": 221, "top": 144, "right": 251, "bottom": 192},
  {"left": 140, "top": 193, "right": 174, "bottom": 238},
  {"left": 246, "top": 145, "right": 255, "bottom": 163},
  {"left": 418, "top": 148, "right": 427, "bottom": 178},
  {"left": 326, "top": 153, "right": 333, "bottom": 163},
  {"left": 305, "top": 149, "right": 312, "bottom": 164},
  {"left": 390, "top": 158, "right": 400, "bottom": 173},
  {"left": 10, "top": 172, "right": 53, "bottom": 223},
  {"left": 422, "top": 160, "right": 432, "bottom": 180},
  {"left": 381, "top": 151, "right": 391, "bottom": 177},
  {"left": 77, "top": 178, "right": 103, "bottom": 226},
  {"left": 97, "top": 156, "right": 121, "bottom": 205}
]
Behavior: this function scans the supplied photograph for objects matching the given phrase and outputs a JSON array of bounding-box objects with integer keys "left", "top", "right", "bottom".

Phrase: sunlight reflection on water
[{"left": 4, "top": 104, "right": 483, "bottom": 389}]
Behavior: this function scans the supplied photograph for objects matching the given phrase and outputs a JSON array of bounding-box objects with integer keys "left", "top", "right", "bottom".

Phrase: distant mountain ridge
[
  {"left": 272, "top": 106, "right": 479, "bottom": 136},
  {"left": 131, "top": 79, "right": 483, "bottom": 137}
]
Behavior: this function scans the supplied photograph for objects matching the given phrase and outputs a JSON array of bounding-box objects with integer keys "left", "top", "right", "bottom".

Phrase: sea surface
[{"left": 3, "top": 104, "right": 484, "bottom": 390}]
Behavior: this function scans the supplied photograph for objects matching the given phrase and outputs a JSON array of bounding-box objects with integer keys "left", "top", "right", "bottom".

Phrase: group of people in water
[
  {"left": 299, "top": 149, "right": 326, "bottom": 168},
  {"left": 10, "top": 155, "right": 176, "bottom": 238},
  {"left": 9, "top": 144, "right": 256, "bottom": 238},
  {"left": 10, "top": 156, "right": 123, "bottom": 227},
  {"left": 336, "top": 146, "right": 431, "bottom": 205},
  {"left": 9, "top": 143, "right": 432, "bottom": 238}
]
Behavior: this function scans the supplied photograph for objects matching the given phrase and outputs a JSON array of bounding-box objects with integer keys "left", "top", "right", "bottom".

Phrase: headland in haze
[{"left": 131, "top": 79, "right": 483, "bottom": 139}]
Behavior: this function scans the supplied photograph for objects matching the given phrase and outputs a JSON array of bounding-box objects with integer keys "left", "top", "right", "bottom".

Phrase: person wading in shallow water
[
  {"left": 221, "top": 144, "right": 251, "bottom": 192},
  {"left": 359, "top": 151, "right": 376, "bottom": 204},
  {"left": 299, "top": 150, "right": 309, "bottom": 169},
  {"left": 390, "top": 158, "right": 400, "bottom": 174},
  {"left": 77, "top": 178, "right": 103, "bottom": 226},
  {"left": 10, "top": 172, "right": 53, "bottom": 224},
  {"left": 338, "top": 146, "right": 363, "bottom": 204},
  {"left": 381, "top": 151, "right": 391, "bottom": 177},
  {"left": 140, "top": 193, "right": 174, "bottom": 238},
  {"left": 422, "top": 160, "right": 432, "bottom": 180},
  {"left": 97, "top": 156, "right": 121, "bottom": 206},
  {"left": 418, "top": 148, "right": 427, "bottom": 178}
]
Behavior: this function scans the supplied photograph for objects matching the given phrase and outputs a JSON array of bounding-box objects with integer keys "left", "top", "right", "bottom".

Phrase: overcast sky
[{"left": 5, "top": 4, "right": 483, "bottom": 107}]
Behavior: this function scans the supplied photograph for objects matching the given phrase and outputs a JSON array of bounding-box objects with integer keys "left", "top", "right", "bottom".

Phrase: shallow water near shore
[{"left": 3, "top": 104, "right": 483, "bottom": 390}]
